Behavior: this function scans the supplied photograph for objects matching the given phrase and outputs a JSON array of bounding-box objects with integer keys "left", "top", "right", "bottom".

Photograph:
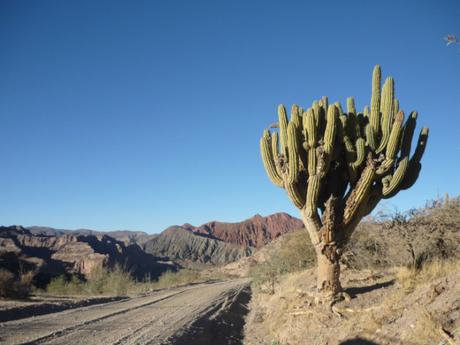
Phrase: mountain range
[{"left": 1, "top": 213, "right": 303, "bottom": 284}]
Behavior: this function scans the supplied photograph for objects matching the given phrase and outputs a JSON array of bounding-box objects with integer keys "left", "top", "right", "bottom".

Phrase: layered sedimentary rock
[{"left": 0, "top": 226, "right": 174, "bottom": 285}]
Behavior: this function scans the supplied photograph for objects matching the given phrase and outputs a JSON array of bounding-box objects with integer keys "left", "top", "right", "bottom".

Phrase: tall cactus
[{"left": 260, "top": 65, "right": 429, "bottom": 297}]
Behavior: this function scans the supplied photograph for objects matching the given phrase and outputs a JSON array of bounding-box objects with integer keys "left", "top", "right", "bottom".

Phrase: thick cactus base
[{"left": 316, "top": 248, "right": 342, "bottom": 296}]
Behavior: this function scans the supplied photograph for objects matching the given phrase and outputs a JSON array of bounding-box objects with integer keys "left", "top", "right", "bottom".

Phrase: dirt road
[{"left": 0, "top": 279, "right": 250, "bottom": 345}]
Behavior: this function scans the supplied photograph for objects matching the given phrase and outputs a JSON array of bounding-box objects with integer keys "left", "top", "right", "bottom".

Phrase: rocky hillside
[
  {"left": 142, "top": 226, "right": 252, "bottom": 265},
  {"left": 141, "top": 212, "right": 302, "bottom": 264},
  {"left": 184, "top": 213, "right": 303, "bottom": 248},
  {"left": 0, "top": 212, "right": 303, "bottom": 281},
  {"left": 27, "top": 226, "right": 154, "bottom": 246},
  {"left": 0, "top": 226, "right": 175, "bottom": 286},
  {"left": 28, "top": 212, "right": 303, "bottom": 249}
]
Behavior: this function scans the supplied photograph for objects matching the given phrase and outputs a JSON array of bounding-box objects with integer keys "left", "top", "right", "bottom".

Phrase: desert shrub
[
  {"left": 0, "top": 269, "right": 34, "bottom": 299},
  {"left": 83, "top": 265, "right": 135, "bottom": 296},
  {"left": 46, "top": 265, "right": 136, "bottom": 296},
  {"left": 45, "top": 267, "right": 204, "bottom": 296},
  {"left": 249, "top": 230, "right": 316, "bottom": 294},
  {"left": 342, "top": 196, "right": 460, "bottom": 270},
  {"left": 152, "top": 269, "right": 202, "bottom": 289},
  {"left": 249, "top": 259, "right": 284, "bottom": 294},
  {"left": 200, "top": 269, "right": 232, "bottom": 282},
  {"left": 46, "top": 275, "right": 68, "bottom": 295},
  {"left": 46, "top": 275, "right": 83, "bottom": 295},
  {"left": 275, "top": 230, "right": 316, "bottom": 270}
]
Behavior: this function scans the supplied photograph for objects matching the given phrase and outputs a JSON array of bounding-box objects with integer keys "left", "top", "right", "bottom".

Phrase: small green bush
[
  {"left": 44, "top": 266, "right": 205, "bottom": 297},
  {"left": 152, "top": 269, "right": 202, "bottom": 289},
  {"left": 46, "top": 265, "right": 136, "bottom": 296}
]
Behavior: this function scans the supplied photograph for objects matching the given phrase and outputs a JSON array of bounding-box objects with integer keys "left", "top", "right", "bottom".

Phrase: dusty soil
[
  {"left": 0, "top": 295, "right": 127, "bottom": 322},
  {"left": 0, "top": 279, "right": 250, "bottom": 345},
  {"left": 244, "top": 265, "right": 460, "bottom": 345}
]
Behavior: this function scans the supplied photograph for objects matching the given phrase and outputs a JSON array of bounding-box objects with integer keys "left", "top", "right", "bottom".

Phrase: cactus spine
[{"left": 259, "top": 65, "right": 429, "bottom": 296}]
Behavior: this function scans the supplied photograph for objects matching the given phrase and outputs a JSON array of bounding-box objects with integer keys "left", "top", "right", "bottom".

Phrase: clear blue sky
[{"left": 1, "top": 0, "right": 459, "bottom": 233}]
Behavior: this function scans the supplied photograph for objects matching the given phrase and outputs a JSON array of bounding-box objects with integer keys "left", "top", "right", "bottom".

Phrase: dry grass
[{"left": 396, "top": 259, "right": 459, "bottom": 293}]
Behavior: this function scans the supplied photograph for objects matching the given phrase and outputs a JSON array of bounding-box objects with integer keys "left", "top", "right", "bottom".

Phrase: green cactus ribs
[{"left": 259, "top": 65, "right": 429, "bottom": 299}]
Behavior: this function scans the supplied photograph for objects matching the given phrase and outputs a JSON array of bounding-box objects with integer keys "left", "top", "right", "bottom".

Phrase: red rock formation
[{"left": 184, "top": 213, "right": 303, "bottom": 248}]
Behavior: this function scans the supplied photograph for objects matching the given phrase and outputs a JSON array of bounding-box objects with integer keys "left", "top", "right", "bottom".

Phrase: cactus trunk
[{"left": 316, "top": 246, "right": 342, "bottom": 295}]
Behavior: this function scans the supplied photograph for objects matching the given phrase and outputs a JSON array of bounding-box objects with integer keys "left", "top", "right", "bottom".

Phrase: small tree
[{"left": 260, "top": 65, "right": 429, "bottom": 299}]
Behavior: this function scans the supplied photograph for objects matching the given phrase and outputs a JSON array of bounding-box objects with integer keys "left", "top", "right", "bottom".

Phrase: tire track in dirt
[
  {"left": 0, "top": 280, "right": 250, "bottom": 345},
  {"left": 27, "top": 290, "right": 187, "bottom": 344}
]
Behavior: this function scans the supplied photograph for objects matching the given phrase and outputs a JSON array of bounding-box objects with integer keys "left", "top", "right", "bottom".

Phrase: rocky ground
[
  {"left": 244, "top": 263, "right": 460, "bottom": 345},
  {"left": 0, "top": 279, "right": 250, "bottom": 345}
]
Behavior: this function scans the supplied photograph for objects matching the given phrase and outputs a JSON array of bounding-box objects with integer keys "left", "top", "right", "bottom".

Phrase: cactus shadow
[
  {"left": 344, "top": 279, "right": 395, "bottom": 297},
  {"left": 339, "top": 338, "right": 378, "bottom": 345}
]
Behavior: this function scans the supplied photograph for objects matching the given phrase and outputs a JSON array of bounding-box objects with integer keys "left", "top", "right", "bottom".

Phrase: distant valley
[{"left": 0, "top": 213, "right": 303, "bottom": 285}]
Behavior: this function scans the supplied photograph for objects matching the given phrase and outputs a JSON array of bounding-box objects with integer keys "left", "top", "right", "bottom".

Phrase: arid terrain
[
  {"left": 244, "top": 264, "right": 460, "bottom": 345},
  {"left": 1, "top": 199, "right": 459, "bottom": 345},
  {"left": 0, "top": 279, "right": 250, "bottom": 345}
]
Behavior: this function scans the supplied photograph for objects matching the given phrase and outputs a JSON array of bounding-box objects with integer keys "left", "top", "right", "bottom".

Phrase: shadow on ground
[
  {"left": 0, "top": 296, "right": 127, "bottom": 322},
  {"left": 345, "top": 279, "right": 395, "bottom": 297},
  {"left": 340, "top": 335, "right": 421, "bottom": 345},
  {"left": 168, "top": 285, "right": 251, "bottom": 345},
  {"left": 340, "top": 338, "right": 379, "bottom": 345}
]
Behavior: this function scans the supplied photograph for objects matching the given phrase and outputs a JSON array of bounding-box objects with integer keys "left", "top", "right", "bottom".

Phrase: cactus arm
[
  {"left": 400, "top": 162, "right": 421, "bottom": 190},
  {"left": 287, "top": 122, "right": 300, "bottom": 184},
  {"left": 321, "top": 96, "right": 329, "bottom": 113},
  {"left": 313, "top": 102, "right": 324, "bottom": 134},
  {"left": 260, "top": 130, "right": 284, "bottom": 187},
  {"left": 343, "top": 156, "right": 376, "bottom": 226},
  {"left": 385, "top": 110, "right": 405, "bottom": 160},
  {"left": 382, "top": 157, "right": 409, "bottom": 198},
  {"left": 351, "top": 137, "right": 366, "bottom": 170},
  {"left": 365, "top": 123, "right": 376, "bottom": 151},
  {"left": 270, "top": 131, "right": 283, "bottom": 176},
  {"left": 370, "top": 65, "right": 381, "bottom": 135},
  {"left": 347, "top": 97, "right": 362, "bottom": 139},
  {"left": 393, "top": 99, "right": 399, "bottom": 115},
  {"left": 399, "top": 111, "right": 418, "bottom": 159},
  {"left": 346, "top": 97, "right": 356, "bottom": 114},
  {"left": 376, "top": 77, "right": 394, "bottom": 153},
  {"left": 400, "top": 127, "right": 429, "bottom": 190},
  {"left": 411, "top": 127, "right": 429, "bottom": 164},
  {"left": 291, "top": 104, "right": 301, "bottom": 127},
  {"left": 285, "top": 181, "right": 306, "bottom": 209},
  {"left": 278, "top": 105, "right": 289, "bottom": 157},
  {"left": 306, "top": 108, "right": 317, "bottom": 149},
  {"left": 323, "top": 105, "right": 337, "bottom": 155},
  {"left": 363, "top": 105, "right": 370, "bottom": 118}
]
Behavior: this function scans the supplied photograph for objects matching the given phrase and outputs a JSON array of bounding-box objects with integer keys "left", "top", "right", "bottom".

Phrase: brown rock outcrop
[{"left": 0, "top": 226, "right": 175, "bottom": 286}]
